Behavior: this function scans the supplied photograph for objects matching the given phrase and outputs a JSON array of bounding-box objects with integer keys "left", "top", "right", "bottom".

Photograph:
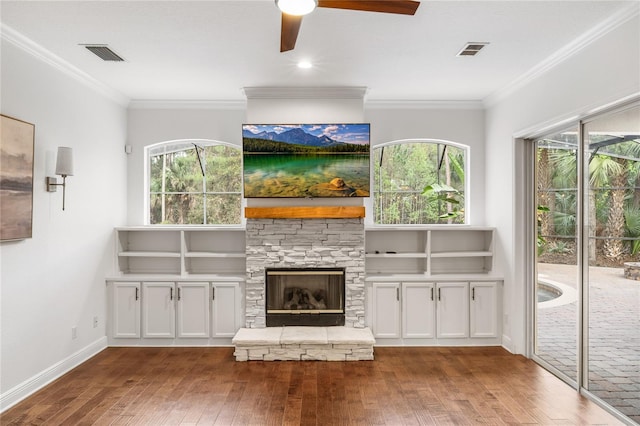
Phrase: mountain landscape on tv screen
[
  {"left": 242, "top": 124, "right": 370, "bottom": 198},
  {"left": 243, "top": 127, "right": 349, "bottom": 149}
]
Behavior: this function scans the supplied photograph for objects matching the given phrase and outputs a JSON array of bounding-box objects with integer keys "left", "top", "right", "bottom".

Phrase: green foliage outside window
[
  {"left": 149, "top": 142, "right": 241, "bottom": 225},
  {"left": 373, "top": 141, "right": 466, "bottom": 224}
]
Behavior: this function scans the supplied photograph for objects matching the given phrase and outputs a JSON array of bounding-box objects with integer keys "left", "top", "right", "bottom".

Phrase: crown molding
[
  {"left": 128, "top": 100, "right": 246, "bottom": 110},
  {"left": 243, "top": 86, "right": 368, "bottom": 100},
  {"left": 1, "top": 24, "right": 130, "bottom": 107},
  {"left": 365, "top": 99, "right": 484, "bottom": 110},
  {"left": 483, "top": 2, "right": 640, "bottom": 108}
]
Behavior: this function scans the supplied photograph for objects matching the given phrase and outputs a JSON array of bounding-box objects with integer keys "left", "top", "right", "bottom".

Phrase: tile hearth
[{"left": 232, "top": 326, "right": 375, "bottom": 361}]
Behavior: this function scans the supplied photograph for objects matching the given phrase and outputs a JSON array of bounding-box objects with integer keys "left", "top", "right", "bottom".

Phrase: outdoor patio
[{"left": 537, "top": 263, "right": 640, "bottom": 423}]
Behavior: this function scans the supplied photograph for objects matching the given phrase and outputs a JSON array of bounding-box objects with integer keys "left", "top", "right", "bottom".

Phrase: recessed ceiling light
[
  {"left": 297, "top": 60, "right": 313, "bottom": 69},
  {"left": 457, "top": 42, "right": 489, "bottom": 57}
]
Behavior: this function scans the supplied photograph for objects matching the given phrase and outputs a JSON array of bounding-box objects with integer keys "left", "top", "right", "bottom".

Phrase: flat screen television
[{"left": 242, "top": 123, "right": 370, "bottom": 198}]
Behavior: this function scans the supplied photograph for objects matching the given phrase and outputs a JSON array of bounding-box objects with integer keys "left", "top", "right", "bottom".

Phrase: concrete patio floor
[{"left": 537, "top": 262, "right": 640, "bottom": 423}]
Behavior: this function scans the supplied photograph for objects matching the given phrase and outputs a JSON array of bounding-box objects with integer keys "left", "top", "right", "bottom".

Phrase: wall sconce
[{"left": 46, "top": 147, "right": 74, "bottom": 210}]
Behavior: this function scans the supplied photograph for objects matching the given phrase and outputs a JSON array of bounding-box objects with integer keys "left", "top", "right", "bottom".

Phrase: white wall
[
  {"left": 485, "top": 14, "right": 640, "bottom": 354},
  {"left": 0, "top": 38, "right": 127, "bottom": 408},
  {"left": 126, "top": 104, "right": 246, "bottom": 225}
]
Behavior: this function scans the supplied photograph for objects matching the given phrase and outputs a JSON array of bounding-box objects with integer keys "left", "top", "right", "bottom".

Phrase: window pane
[
  {"left": 373, "top": 142, "right": 466, "bottom": 224},
  {"left": 206, "top": 194, "right": 242, "bottom": 225},
  {"left": 164, "top": 149, "right": 201, "bottom": 193},
  {"left": 149, "top": 194, "right": 204, "bottom": 225},
  {"left": 584, "top": 105, "right": 640, "bottom": 422},
  {"left": 534, "top": 129, "right": 579, "bottom": 384},
  {"left": 205, "top": 145, "right": 242, "bottom": 193}
]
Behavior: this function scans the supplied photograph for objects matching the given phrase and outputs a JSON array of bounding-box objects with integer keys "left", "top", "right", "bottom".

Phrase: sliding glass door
[
  {"left": 534, "top": 128, "right": 579, "bottom": 384},
  {"left": 583, "top": 105, "right": 640, "bottom": 422},
  {"left": 532, "top": 102, "right": 639, "bottom": 423}
]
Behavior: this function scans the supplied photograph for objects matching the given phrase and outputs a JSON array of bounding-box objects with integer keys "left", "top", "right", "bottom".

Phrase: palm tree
[
  {"left": 602, "top": 156, "right": 628, "bottom": 260},
  {"left": 537, "top": 148, "right": 554, "bottom": 240}
]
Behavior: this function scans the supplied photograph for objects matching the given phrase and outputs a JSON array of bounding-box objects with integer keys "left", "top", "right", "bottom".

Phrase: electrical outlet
[
  {"left": 93, "top": 316, "right": 98, "bottom": 328},
  {"left": 72, "top": 326, "right": 77, "bottom": 339}
]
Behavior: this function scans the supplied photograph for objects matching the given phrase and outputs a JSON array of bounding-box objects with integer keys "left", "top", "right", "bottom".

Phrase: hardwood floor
[{"left": 1, "top": 346, "right": 623, "bottom": 425}]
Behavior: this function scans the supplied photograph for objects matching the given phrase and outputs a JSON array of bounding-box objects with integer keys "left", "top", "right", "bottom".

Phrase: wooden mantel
[{"left": 245, "top": 206, "right": 365, "bottom": 219}]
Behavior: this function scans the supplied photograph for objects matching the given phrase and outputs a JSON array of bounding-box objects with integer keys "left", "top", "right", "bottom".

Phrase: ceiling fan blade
[
  {"left": 317, "top": 0, "right": 420, "bottom": 15},
  {"left": 281, "top": 13, "right": 303, "bottom": 52}
]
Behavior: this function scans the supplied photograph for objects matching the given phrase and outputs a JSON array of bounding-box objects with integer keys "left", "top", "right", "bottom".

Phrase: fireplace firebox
[{"left": 265, "top": 268, "right": 345, "bottom": 327}]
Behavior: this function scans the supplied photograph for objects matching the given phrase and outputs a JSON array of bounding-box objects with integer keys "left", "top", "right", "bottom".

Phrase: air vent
[
  {"left": 82, "top": 45, "right": 125, "bottom": 62},
  {"left": 457, "top": 42, "right": 489, "bottom": 57}
]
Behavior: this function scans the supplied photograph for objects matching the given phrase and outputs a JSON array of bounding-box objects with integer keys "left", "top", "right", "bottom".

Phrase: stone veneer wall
[{"left": 245, "top": 218, "right": 365, "bottom": 328}]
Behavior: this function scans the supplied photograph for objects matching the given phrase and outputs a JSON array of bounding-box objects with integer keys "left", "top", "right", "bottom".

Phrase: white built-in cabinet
[
  {"left": 107, "top": 226, "right": 244, "bottom": 346},
  {"left": 141, "top": 282, "right": 212, "bottom": 339},
  {"left": 436, "top": 282, "right": 469, "bottom": 338},
  {"left": 366, "top": 226, "right": 502, "bottom": 346},
  {"left": 370, "top": 281, "right": 501, "bottom": 345},
  {"left": 109, "top": 280, "right": 241, "bottom": 345},
  {"left": 371, "top": 283, "right": 401, "bottom": 338},
  {"left": 112, "top": 282, "right": 141, "bottom": 339},
  {"left": 177, "top": 282, "right": 210, "bottom": 338},
  {"left": 142, "top": 282, "right": 176, "bottom": 338}
]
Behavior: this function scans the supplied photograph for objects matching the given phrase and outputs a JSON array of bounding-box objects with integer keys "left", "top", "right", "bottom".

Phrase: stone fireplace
[{"left": 245, "top": 218, "right": 365, "bottom": 328}]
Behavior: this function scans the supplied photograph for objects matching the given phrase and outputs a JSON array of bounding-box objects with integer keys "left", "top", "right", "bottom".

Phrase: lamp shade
[
  {"left": 276, "top": 0, "right": 317, "bottom": 15},
  {"left": 55, "top": 147, "right": 74, "bottom": 176}
]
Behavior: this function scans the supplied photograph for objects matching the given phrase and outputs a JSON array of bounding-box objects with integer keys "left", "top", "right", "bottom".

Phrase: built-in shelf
[
  {"left": 365, "top": 226, "right": 496, "bottom": 276},
  {"left": 114, "top": 227, "right": 246, "bottom": 278},
  {"left": 245, "top": 206, "right": 365, "bottom": 219}
]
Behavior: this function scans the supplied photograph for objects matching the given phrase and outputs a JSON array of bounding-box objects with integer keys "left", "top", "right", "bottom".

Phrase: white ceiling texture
[{"left": 1, "top": 1, "right": 638, "bottom": 104}]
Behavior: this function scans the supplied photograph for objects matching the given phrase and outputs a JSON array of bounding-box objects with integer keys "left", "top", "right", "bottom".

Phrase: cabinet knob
[
  {"left": 170, "top": 287, "right": 174, "bottom": 301},
  {"left": 430, "top": 287, "right": 434, "bottom": 301},
  {"left": 177, "top": 287, "right": 181, "bottom": 301},
  {"left": 212, "top": 287, "right": 215, "bottom": 301},
  {"left": 472, "top": 287, "right": 475, "bottom": 301},
  {"left": 135, "top": 287, "right": 139, "bottom": 301}
]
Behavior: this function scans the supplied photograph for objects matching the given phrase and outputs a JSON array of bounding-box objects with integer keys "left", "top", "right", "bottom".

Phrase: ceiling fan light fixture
[{"left": 276, "top": 0, "right": 317, "bottom": 16}]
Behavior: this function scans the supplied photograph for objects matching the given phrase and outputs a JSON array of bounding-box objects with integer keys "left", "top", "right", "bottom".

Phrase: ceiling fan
[{"left": 276, "top": 0, "right": 421, "bottom": 52}]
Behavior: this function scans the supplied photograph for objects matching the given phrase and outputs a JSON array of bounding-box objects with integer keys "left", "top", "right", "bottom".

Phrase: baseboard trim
[
  {"left": 501, "top": 334, "right": 515, "bottom": 354},
  {"left": 0, "top": 337, "right": 108, "bottom": 413}
]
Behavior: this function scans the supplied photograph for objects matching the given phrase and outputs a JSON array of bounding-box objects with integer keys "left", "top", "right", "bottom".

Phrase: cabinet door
[
  {"left": 372, "top": 282, "right": 401, "bottom": 338},
  {"left": 436, "top": 282, "right": 469, "bottom": 338},
  {"left": 470, "top": 281, "right": 499, "bottom": 338},
  {"left": 142, "top": 282, "right": 175, "bottom": 338},
  {"left": 212, "top": 282, "right": 240, "bottom": 337},
  {"left": 112, "top": 282, "right": 140, "bottom": 338},
  {"left": 177, "top": 282, "right": 210, "bottom": 338},
  {"left": 402, "top": 282, "right": 435, "bottom": 339}
]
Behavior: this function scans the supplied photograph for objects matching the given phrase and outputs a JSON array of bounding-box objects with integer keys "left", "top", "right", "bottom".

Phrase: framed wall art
[{"left": 1, "top": 114, "right": 35, "bottom": 241}]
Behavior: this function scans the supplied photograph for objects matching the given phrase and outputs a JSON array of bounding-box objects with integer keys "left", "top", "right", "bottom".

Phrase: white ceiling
[{"left": 1, "top": 1, "right": 637, "bottom": 104}]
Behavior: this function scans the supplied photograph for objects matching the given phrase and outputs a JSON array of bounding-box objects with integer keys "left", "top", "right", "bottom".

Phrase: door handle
[
  {"left": 135, "top": 287, "right": 139, "bottom": 301},
  {"left": 472, "top": 287, "right": 475, "bottom": 301},
  {"left": 212, "top": 287, "right": 215, "bottom": 301},
  {"left": 170, "top": 287, "right": 173, "bottom": 301},
  {"left": 438, "top": 288, "right": 441, "bottom": 301},
  {"left": 177, "top": 287, "right": 181, "bottom": 301},
  {"left": 430, "top": 287, "right": 434, "bottom": 301}
]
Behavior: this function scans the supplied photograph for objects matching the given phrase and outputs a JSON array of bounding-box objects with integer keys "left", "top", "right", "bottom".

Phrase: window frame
[
  {"left": 144, "top": 139, "right": 243, "bottom": 226},
  {"left": 370, "top": 138, "right": 470, "bottom": 226}
]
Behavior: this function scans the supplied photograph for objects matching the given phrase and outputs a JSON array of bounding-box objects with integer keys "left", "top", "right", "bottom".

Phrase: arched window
[
  {"left": 147, "top": 139, "right": 242, "bottom": 225},
  {"left": 373, "top": 139, "right": 467, "bottom": 224}
]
